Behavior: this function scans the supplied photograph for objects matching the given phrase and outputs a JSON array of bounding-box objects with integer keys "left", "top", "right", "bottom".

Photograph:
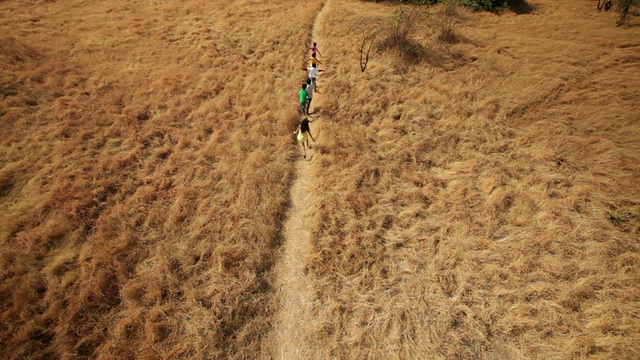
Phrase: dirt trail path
[
  {"left": 271, "top": 159, "right": 316, "bottom": 359},
  {"left": 269, "top": 2, "right": 331, "bottom": 359}
]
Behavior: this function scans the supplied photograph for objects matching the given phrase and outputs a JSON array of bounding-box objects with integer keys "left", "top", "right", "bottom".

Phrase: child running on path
[
  {"left": 309, "top": 53, "right": 322, "bottom": 67},
  {"left": 293, "top": 117, "right": 315, "bottom": 159},
  {"left": 302, "top": 63, "right": 324, "bottom": 87},
  {"left": 305, "top": 78, "right": 319, "bottom": 115},
  {"left": 309, "top": 42, "right": 321, "bottom": 58},
  {"left": 299, "top": 83, "right": 309, "bottom": 116}
]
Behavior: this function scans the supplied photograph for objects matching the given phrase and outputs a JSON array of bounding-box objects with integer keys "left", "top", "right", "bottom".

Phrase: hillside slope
[
  {"left": 0, "top": 0, "right": 322, "bottom": 358},
  {"left": 1, "top": 0, "right": 638, "bottom": 359},
  {"left": 306, "top": 0, "right": 640, "bottom": 358}
]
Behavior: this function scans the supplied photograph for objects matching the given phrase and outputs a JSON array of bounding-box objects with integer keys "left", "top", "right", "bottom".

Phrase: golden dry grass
[
  {"left": 1, "top": 0, "right": 639, "bottom": 359},
  {"left": 305, "top": 0, "right": 640, "bottom": 358},
  {"left": 0, "top": 0, "right": 324, "bottom": 358}
]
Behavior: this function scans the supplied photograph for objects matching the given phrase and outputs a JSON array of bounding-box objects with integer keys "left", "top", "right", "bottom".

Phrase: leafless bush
[
  {"left": 436, "top": 0, "right": 464, "bottom": 42},
  {"left": 597, "top": 0, "right": 613, "bottom": 11},
  {"left": 377, "top": 5, "right": 430, "bottom": 65},
  {"left": 386, "top": 5, "right": 429, "bottom": 45},
  {"left": 357, "top": 18, "right": 384, "bottom": 72},
  {"left": 616, "top": 0, "right": 640, "bottom": 26}
]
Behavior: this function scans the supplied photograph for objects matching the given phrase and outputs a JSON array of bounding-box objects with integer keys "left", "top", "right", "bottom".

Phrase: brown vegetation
[
  {"left": 0, "top": 0, "right": 323, "bottom": 358},
  {"left": 1, "top": 0, "right": 639, "bottom": 358},
  {"left": 306, "top": 0, "right": 640, "bottom": 358}
]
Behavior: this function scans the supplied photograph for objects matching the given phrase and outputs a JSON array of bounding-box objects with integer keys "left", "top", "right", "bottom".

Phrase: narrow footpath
[
  {"left": 272, "top": 158, "right": 316, "bottom": 359},
  {"left": 269, "top": 1, "right": 331, "bottom": 359}
]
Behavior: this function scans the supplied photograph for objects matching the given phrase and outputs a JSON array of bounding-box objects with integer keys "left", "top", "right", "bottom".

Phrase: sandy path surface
[
  {"left": 270, "top": 2, "right": 330, "bottom": 359},
  {"left": 272, "top": 159, "right": 317, "bottom": 359}
]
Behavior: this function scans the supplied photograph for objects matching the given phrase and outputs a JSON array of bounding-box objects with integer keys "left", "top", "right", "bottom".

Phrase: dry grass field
[
  {"left": 0, "top": 0, "right": 323, "bottom": 358},
  {"left": 306, "top": 0, "right": 640, "bottom": 358},
  {"left": 1, "top": 0, "right": 639, "bottom": 359}
]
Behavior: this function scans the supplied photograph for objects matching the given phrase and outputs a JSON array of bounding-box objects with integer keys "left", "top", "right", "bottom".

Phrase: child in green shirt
[{"left": 299, "top": 83, "right": 309, "bottom": 116}]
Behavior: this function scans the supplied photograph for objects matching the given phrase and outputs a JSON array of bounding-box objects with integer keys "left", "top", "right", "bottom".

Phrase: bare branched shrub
[
  {"left": 616, "top": 0, "right": 640, "bottom": 26},
  {"left": 379, "top": 4, "right": 430, "bottom": 65},
  {"left": 357, "top": 18, "right": 384, "bottom": 72},
  {"left": 387, "top": 5, "right": 428, "bottom": 45},
  {"left": 597, "top": 0, "right": 614, "bottom": 11},
  {"left": 436, "top": 0, "right": 464, "bottom": 42}
]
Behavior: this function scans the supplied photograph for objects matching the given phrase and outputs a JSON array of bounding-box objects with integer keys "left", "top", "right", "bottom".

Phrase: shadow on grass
[
  {"left": 379, "top": 36, "right": 426, "bottom": 66},
  {"left": 508, "top": 0, "right": 535, "bottom": 15},
  {"left": 378, "top": 34, "right": 477, "bottom": 72},
  {"left": 424, "top": 45, "right": 474, "bottom": 71},
  {"left": 438, "top": 31, "right": 480, "bottom": 46}
]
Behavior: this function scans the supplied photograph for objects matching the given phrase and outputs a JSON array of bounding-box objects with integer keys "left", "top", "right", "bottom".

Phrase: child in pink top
[{"left": 309, "top": 42, "right": 321, "bottom": 58}]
